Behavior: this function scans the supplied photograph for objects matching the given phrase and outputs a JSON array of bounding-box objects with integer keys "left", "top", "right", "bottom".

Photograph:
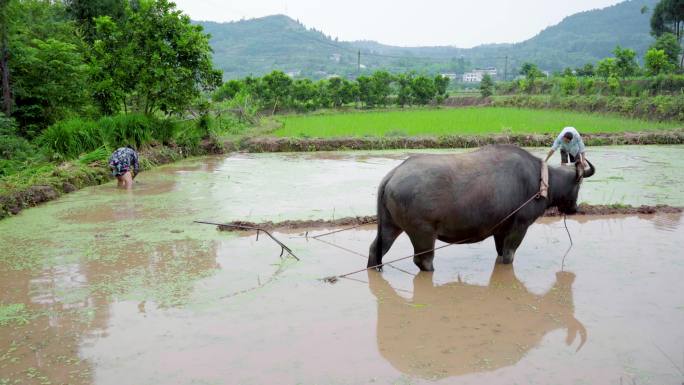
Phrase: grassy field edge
[
  {"left": 236, "top": 130, "right": 684, "bottom": 152},
  {"left": 3, "top": 129, "right": 684, "bottom": 221}
]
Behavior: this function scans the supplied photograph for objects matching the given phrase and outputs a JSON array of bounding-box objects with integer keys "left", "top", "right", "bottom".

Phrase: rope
[
  {"left": 312, "top": 224, "right": 366, "bottom": 239},
  {"left": 561, "top": 214, "right": 574, "bottom": 271},
  {"left": 312, "top": 235, "right": 416, "bottom": 276},
  {"left": 323, "top": 191, "right": 542, "bottom": 283}
]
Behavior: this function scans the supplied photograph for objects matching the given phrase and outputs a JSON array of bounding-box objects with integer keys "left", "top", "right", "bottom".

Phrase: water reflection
[
  {"left": 0, "top": 239, "right": 218, "bottom": 384},
  {"left": 651, "top": 211, "right": 683, "bottom": 232},
  {"left": 368, "top": 264, "right": 587, "bottom": 380}
]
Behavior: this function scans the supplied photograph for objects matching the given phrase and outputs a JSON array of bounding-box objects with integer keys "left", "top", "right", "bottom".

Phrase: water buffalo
[{"left": 368, "top": 145, "right": 595, "bottom": 271}]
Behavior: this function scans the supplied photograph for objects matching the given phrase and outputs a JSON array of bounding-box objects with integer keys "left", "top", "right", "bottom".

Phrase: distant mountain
[{"left": 197, "top": 0, "right": 657, "bottom": 80}]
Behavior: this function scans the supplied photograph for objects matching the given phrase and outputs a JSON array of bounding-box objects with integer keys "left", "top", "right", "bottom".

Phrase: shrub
[
  {"left": 99, "top": 114, "right": 154, "bottom": 149},
  {"left": 560, "top": 76, "right": 578, "bottom": 95},
  {"left": 38, "top": 114, "right": 186, "bottom": 159},
  {"left": 38, "top": 118, "right": 103, "bottom": 159},
  {"left": 0, "top": 114, "right": 35, "bottom": 163}
]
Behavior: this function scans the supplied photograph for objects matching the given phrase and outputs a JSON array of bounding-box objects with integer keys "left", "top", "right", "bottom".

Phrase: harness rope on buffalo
[{"left": 197, "top": 156, "right": 581, "bottom": 285}]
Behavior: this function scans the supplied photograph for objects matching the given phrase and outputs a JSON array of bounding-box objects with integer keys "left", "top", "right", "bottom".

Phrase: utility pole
[
  {"left": 356, "top": 50, "right": 361, "bottom": 108},
  {"left": 503, "top": 55, "right": 508, "bottom": 82},
  {"left": 357, "top": 50, "right": 361, "bottom": 75}
]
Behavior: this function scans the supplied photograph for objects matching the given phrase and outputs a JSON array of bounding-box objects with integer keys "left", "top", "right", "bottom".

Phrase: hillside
[{"left": 197, "top": 0, "right": 657, "bottom": 79}]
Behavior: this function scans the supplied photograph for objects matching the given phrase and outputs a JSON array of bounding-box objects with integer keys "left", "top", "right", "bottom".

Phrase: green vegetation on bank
[
  {"left": 0, "top": 0, "right": 227, "bottom": 209},
  {"left": 492, "top": 94, "right": 684, "bottom": 121},
  {"left": 497, "top": 74, "right": 684, "bottom": 97},
  {"left": 0, "top": 111, "right": 242, "bottom": 196},
  {"left": 274, "top": 107, "right": 680, "bottom": 138}
]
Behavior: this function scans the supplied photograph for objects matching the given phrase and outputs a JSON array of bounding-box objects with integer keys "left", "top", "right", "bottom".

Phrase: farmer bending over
[
  {"left": 544, "top": 127, "right": 588, "bottom": 168},
  {"left": 108, "top": 146, "right": 139, "bottom": 189}
]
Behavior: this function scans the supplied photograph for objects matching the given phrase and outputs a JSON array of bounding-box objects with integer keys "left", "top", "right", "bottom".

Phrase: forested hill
[{"left": 197, "top": 0, "right": 657, "bottom": 79}]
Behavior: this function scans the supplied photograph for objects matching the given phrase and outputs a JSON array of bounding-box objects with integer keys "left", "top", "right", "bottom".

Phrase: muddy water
[
  {"left": 0, "top": 146, "right": 683, "bottom": 384},
  {"left": 65, "top": 145, "right": 684, "bottom": 224}
]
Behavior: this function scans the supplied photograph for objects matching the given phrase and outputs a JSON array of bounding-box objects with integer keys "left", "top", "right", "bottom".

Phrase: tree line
[
  {"left": 213, "top": 70, "right": 451, "bottom": 113},
  {"left": 0, "top": 0, "right": 221, "bottom": 138},
  {"left": 485, "top": 0, "right": 684, "bottom": 99}
]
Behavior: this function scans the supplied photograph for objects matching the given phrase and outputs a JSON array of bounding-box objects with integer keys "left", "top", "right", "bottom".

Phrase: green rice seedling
[
  {"left": 99, "top": 114, "right": 154, "bottom": 149},
  {"left": 0, "top": 303, "right": 31, "bottom": 326},
  {"left": 275, "top": 107, "right": 681, "bottom": 138},
  {"left": 152, "top": 118, "right": 178, "bottom": 145},
  {"left": 38, "top": 118, "right": 103, "bottom": 159},
  {"left": 77, "top": 146, "right": 110, "bottom": 165},
  {"left": 173, "top": 119, "right": 204, "bottom": 149}
]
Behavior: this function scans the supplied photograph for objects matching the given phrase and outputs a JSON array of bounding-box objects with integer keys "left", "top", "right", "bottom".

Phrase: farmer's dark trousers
[{"left": 560, "top": 149, "right": 577, "bottom": 164}]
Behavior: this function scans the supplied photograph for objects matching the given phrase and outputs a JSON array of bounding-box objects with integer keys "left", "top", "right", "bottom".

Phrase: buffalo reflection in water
[{"left": 368, "top": 264, "right": 587, "bottom": 380}]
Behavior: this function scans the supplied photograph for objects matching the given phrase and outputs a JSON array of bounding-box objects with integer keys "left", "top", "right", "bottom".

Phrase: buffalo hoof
[{"left": 414, "top": 261, "right": 434, "bottom": 271}]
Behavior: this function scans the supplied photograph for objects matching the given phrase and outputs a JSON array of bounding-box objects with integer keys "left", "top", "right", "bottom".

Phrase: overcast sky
[{"left": 174, "top": 0, "right": 624, "bottom": 48}]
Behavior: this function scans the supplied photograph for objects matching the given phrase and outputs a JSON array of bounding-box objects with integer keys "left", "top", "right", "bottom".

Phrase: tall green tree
[
  {"left": 651, "top": 0, "right": 684, "bottom": 66},
  {"left": 356, "top": 75, "right": 374, "bottom": 108},
  {"left": 596, "top": 57, "right": 618, "bottom": 78},
  {"left": 0, "top": 0, "right": 11, "bottom": 116},
  {"left": 370, "top": 71, "right": 392, "bottom": 107},
  {"left": 290, "top": 78, "right": 318, "bottom": 110},
  {"left": 65, "top": 0, "right": 125, "bottom": 41},
  {"left": 261, "top": 70, "right": 292, "bottom": 112},
  {"left": 8, "top": 0, "right": 90, "bottom": 136},
  {"left": 645, "top": 48, "right": 675, "bottom": 74},
  {"left": 612, "top": 46, "right": 640, "bottom": 77},
  {"left": 479, "top": 74, "right": 494, "bottom": 98},
  {"left": 433, "top": 75, "right": 450, "bottom": 103},
  {"left": 212, "top": 79, "right": 243, "bottom": 102},
  {"left": 575, "top": 63, "right": 595, "bottom": 77},
  {"left": 651, "top": 0, "right": 684, "bottom": 40},
  {"left": 90, "top": 0, "right": 222, "bottom": 115},
  {"left": 326, "top": 76, "right": 356, "bottom": 108},
  {"left": 411, "top": 75, "right": 436, "bottom": 105},
  {"left": 651, "top": 32, "right": 682, "bottom": 66},
  {"left": 519, "top": 63, "right": 544, "bottom": 81},
  {"left": 394, "top": 72, "right": 414, "bottom": 107}
]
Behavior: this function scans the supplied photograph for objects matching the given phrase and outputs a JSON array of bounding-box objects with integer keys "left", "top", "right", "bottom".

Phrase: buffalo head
[{"left": 557, "top": 160, "right": 595, "bottom": 214}]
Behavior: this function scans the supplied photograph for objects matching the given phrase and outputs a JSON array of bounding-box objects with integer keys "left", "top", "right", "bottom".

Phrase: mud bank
[
  {"left": 236, "top": 130, "right": 684, "bottom": 152},
  {"left": 0, "top": 140, "right": 222, "bottom": 219},
  {"left": 216, "top": 204, "right": 683, "bottom": 232}
]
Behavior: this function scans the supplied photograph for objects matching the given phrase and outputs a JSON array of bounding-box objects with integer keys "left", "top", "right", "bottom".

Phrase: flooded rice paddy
[{"left": 1, "top": 146, "right": 683, "bottom": 385}]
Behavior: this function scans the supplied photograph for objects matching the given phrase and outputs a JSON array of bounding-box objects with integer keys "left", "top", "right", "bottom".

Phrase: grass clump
[
  {"left": 0, "top": 303, "right": 32, "bottom": 327},
  {"left": 37, "top": 114, "right": 173, "bottom": 160}
]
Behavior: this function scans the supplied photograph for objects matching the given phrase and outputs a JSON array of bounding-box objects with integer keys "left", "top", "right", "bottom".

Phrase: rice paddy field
[
  {"left": 274, "top": 107, "right": 681, "bottom": 137},
  {"left": 1, "top": 148, "right": 683, "bottom": 385}
]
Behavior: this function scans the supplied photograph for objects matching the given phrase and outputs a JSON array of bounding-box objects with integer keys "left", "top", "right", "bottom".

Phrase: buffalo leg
[
  {"left": 367, "top": 222, "right": 402, "bottom": 270},
  {"left": 497, "top": 227, "right": 528, "bottom": 264},
  {"left": 407, "top": 232, "right": 436, "bottom": 271},
  {"left": 494, "top": 233, "right": 505, "bottom": 262}
]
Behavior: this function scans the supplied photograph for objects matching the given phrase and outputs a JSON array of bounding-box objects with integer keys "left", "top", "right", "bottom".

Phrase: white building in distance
[
  {"left": 462, "top": 68, "right": 498, "bottom": 82},
  {"left": 440, "top": 73, "right": 459, "bottom": 80}
]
